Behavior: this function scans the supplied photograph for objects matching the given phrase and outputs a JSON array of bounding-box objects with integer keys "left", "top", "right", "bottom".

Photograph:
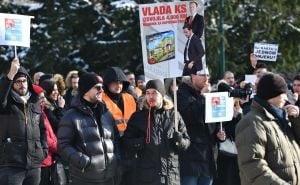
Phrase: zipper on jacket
[
  {"left": 21, "top": 97, "right": 28, "bottom": 125},
  {"left": 92, "top": 116, "right": 108, "bottom": 168}
]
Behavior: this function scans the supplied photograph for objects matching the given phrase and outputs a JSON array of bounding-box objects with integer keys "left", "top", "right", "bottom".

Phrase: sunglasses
[{"left": 94, "top": 84, "right": 103, "bottom": 91}]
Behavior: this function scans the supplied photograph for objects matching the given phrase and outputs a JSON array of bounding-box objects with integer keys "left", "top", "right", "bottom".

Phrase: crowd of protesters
[{"left": 0, "top": 52, "right": 299, "bottom": 185}]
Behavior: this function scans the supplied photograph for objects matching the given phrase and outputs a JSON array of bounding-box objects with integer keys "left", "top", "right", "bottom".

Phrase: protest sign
[
  {"left": 254, "top": 43, "right": 279, "bottom": 62},
  {"left": 139, "top": 1, "right": 205, "bottom": 80},
  {"left": 204, "top": 92, "right": 234, "bottom": 123},
  {"left": 0, "top": 13, "right": 33, "bottom": 47}
]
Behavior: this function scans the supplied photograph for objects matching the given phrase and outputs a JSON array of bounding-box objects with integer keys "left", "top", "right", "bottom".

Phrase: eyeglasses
[
  {"left": 197, "top": 74, "right": 210, "bottom": 77},
  {"left": 14, "top": 79, "right": 27, "bottom": 85},
  {"left": 94, "top": 84, "right": 103, "bottom": 91}
]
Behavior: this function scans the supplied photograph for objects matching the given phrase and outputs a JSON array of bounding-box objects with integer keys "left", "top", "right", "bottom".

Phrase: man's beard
[{"left": 18, "top": 88, "right": 28, "bottom": 96}]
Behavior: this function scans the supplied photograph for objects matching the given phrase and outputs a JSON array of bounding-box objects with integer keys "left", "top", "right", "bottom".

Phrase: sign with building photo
[{"left": 139, "top": 1, "right": 205, "bottom": 80}]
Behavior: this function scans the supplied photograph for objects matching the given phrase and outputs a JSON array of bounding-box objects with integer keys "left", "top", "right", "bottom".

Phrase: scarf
[
  {"left": 11, "top": 89, "right": 31, "bottom": 104},
  {"left": 254, "top": 95, "right": 289, "bottom": 131}
]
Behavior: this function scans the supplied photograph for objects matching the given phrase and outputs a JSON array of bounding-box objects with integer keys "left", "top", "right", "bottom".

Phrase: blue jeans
[{"left": 181, "top": 176, "right": 213, "bottom": 185}]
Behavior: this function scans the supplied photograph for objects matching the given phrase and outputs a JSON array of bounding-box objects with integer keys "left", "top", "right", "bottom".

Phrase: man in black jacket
[
  {"left": 0, "top": 58, "right": 48, "bottom": 185},
  {"left": 57, "top": 72, "right": 119, "bottom": 185},
  {"left": 177, "top": 68, "right": 225, "bottom": 185}
]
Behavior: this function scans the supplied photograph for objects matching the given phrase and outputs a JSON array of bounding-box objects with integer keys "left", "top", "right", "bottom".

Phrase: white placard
[
  {"left": 139, "top": 1, "right": 205, "bottom": 80},
  {"left": 0, "top": 13, "right": 33, "bottom": 47},
  {"left": 204, "top": 92, "right": 234, "bottom": 123},
  {"left": 245, "top": 75, "right": 257, "bottom": 86},
  {"left": 254, "top": 43, "right": 279, "bottom": 62}
]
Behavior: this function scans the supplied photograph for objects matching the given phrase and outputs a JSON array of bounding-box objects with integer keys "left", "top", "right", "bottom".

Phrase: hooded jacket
[
  {"left": 0, "top": 67, "right": 48, "bottom": 169},
  {"left": 102, "top": 67, "right": 136, "bottom": 135}
]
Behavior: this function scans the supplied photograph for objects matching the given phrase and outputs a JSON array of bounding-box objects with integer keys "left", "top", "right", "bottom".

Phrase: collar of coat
[{"left": 252, "top": 96, "right": 289, "bottom": 130}]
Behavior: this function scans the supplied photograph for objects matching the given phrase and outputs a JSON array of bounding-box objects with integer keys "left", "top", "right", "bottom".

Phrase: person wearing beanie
[
  {"left": 0, "top": 58, "right": 48, "bottom": 185},
  {"left": 122, "top": 79, "right": 190, "bottom": 185},
  {"left": 236, "top": 73, "right": 300, "bottom": 185},
  {"left": 177, "top": 67, "right": 225, "bottom": 185},
  {"left": 57, "top": 72, "right": 119, "bottom": 185},
  {"left": 40, "top": 79, "right": 66, "bottom": 134},
  {"left": 135, "top": 74, "right": 146, "bottom": 98}
]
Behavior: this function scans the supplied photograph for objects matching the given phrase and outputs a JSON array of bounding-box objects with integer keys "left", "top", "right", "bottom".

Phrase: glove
[{"left": 173, "top": 131, "right": 183, "bottom": 143}]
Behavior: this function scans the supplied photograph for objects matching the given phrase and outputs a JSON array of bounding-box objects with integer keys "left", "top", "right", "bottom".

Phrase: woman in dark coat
[
  {"left": 122, "top": 79, "right": 190, "bottom": 185},
  {"left": 40, "top": 79, "right": 66, "bottom": 134}
]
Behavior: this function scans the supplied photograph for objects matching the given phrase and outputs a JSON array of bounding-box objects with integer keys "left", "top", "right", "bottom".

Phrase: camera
[
  {"left": 228, "top": 83, "right": 252, "bottom": 98},
  {"left": 217, "top": 81, "right": 252, "bottom": 98}
]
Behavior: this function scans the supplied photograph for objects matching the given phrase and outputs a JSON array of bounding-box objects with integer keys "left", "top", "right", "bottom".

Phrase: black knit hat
[
  {"left": 256, "top": 73, "right": 288, "bottom": 100},
  {"left": 78, "top": 72, "right": 100, "bottom": 96},
  {"left": 146, "top": 79, "right": 165, "bottom": 96}
]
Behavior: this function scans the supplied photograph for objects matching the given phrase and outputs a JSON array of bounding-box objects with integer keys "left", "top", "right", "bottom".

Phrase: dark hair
[
  {"left": 294, "top": 74, "right": 300, "bottom": 81},
  {"left": 255, "top": 63, "right": 267, "bottom": 69},
  {"left": 183, "top": 23, "right": 192, "bottom": 30}
]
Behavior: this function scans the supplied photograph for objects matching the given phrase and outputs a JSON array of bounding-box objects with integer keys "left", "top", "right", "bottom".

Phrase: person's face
[
  {"left": 254, "top": 68, "right": 267, "bottom": 74},
  {"left": 146, "top": 89, "right": 163, "bottom": 108},
  {"left": 38, "top": 92, "right": 46, "bottom": 106},
  {"left": 127, "top": 74, "right": 135, "bottom": 86},
  {"left": 13, "top": 76, "right": 28, "bottom": 96},
  {"left": 183, "top": 28, "right": 192, "bottom": 38},
  {"left": 108, "top": 81, "right": 123, "bottom": 94},
  {"left": 224, "top": 73, "right": 235, "bottom": 86},
  {"left": 267, "top": 93, "right": 287, "bottom": 108},
  {"left": 191, "top": 74, "right": 209, "bottom": 91},
  {"left": 50, "top": 84, "right": 59, "bottom": 101},
  {"left": 189, "top": 2, "right": 198, "bottom": 15},
  {"left": 33, "top": 73, "right": 41, "bottom": 85},
  {"left": 293, "top": 80, "right": 300, "bottom": 94},
  {"left": 71, "top": 77, "right": 79, "bottom": 89},
  {"left": 137, "top": 80, "right": 145, "bottom": 89},
  {"left": 83, "top": 83, "right": 104, "bottom": 103}
]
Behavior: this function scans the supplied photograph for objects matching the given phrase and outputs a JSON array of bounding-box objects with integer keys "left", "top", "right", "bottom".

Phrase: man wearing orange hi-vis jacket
[{"left": 102, "top": 66, "right": 137, "bottom": 137}]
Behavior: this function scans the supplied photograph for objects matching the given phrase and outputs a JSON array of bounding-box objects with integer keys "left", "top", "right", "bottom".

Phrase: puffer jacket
[
  {"left": 177, "top": 77, "right": 219, "bottom": 177},
  {"left": 122, "top": 97, "right": 190, "bottom": 185},
  {"left": 57, "top": 96, "right": 118, "bottom": 182},
  {"left": 0, "top": 68, "right": 48, "bottom": 169},
  {"left": 235, "top": 100, "right": 300, "bottom": 185}
]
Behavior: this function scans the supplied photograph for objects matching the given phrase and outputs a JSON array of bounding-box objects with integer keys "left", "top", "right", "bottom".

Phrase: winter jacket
[
  {"left": 122, "top": 97, "right": 190, "bottom": 185},
  {"left": 43, "top": 99, "right": 65, "bottom": 134},
  {"left": 235, "top": 99, "right": 300, "bottom": 185},
  {"left": 0, "top": 68, "right": 48, "bottom": 169},
  {"left": 41, "top": 109, "right": 57, "bottom": 167},
  {"left": 177, "top": 77, "right": 219, "bottom": 177},
  {"left": 103, "top": 92, "right": 136, "bottom": 135},
  {"left": 57, "top": 96, "right": 118, "bottom": 183}
]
